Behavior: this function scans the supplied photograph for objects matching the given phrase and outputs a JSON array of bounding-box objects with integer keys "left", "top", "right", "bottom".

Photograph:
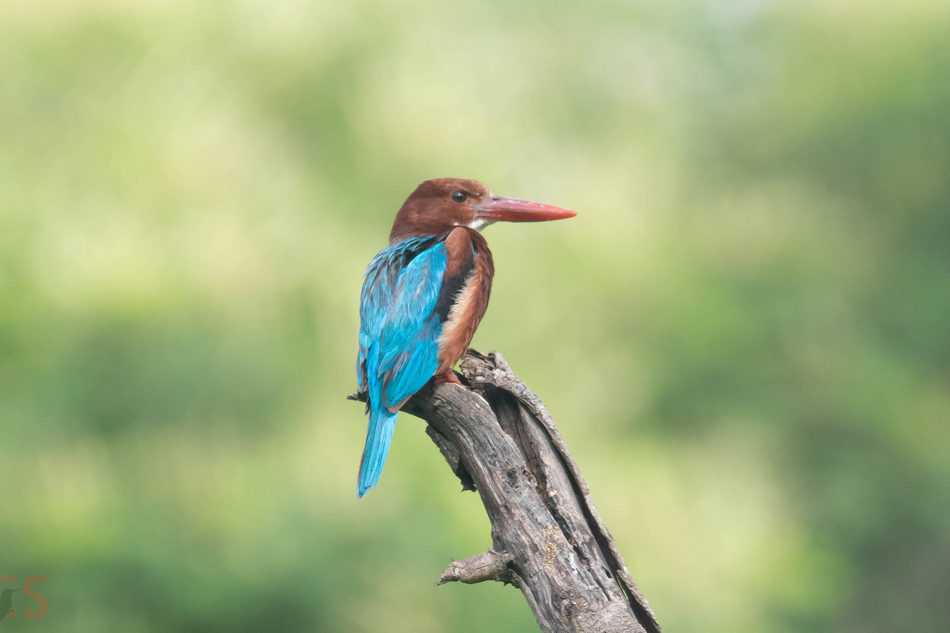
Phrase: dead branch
[{"left": 351, "top": 350, "right": 661, "bottom": 633}]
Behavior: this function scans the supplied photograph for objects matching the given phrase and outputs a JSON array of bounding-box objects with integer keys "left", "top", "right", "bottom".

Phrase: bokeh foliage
[{"left": 1, "top": 1, "right": 948, "bottom": 631}]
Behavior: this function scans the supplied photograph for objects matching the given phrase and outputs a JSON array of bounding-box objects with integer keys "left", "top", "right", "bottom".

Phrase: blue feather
[
  {"left": 357, "top": 406, "right": 397, "bottom": 497},
  {"left": 356, "top": 236, "right": 447, "bottom": 496}
]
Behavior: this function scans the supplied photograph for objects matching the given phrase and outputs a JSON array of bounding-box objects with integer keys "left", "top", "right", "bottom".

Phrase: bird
[
  {"left": 0, "top": 588, "right": 16, "bottom": 621},
  {"left": 355, "top": 178, "right": 576, "bottom": 497}
]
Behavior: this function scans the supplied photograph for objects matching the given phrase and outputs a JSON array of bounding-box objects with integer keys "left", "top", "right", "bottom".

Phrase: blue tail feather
[{"left": 357, "top": 405, "right": 398, "bottom": 497}]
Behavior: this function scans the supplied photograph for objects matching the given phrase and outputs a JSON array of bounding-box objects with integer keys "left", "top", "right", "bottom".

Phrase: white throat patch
[{"left": 465, "top": 217, "right": 496, "bottom": 232}]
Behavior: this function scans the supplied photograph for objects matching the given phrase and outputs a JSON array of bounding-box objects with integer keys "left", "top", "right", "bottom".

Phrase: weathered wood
[{"left": 352, "top": 350, "right": 661, "bottom": 633}]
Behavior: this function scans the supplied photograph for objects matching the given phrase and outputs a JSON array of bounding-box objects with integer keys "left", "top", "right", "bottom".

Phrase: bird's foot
[{"left": 434, "top": 369, "right": 464, "bottom": 387}]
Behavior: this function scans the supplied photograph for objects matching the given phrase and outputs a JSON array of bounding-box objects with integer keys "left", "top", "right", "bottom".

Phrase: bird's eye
[{"left": 451, "top": 191, "right": 467, "bottom": 203}]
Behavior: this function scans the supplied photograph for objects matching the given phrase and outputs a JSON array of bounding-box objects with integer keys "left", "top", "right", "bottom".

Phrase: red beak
[{"left": 474, "top": 195, "right": 576, "bottom": 222}]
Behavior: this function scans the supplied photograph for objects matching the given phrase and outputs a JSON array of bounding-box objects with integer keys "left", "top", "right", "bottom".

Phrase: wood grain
[{"left": 351, "top": 350, "right": 661, "bottom": 633}]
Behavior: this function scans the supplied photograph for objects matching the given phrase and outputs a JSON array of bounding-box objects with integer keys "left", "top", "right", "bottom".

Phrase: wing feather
[{"left": 357, "top": 237, "right": 447, "bottom": 410}]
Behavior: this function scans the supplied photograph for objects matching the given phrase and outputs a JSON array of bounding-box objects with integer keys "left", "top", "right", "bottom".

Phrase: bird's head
[
  {"left": 0, "top": 588, "right": 17, "bottom": 599},
  {"left": 389, "top": 178, "right": 575, "bottom": 244}
]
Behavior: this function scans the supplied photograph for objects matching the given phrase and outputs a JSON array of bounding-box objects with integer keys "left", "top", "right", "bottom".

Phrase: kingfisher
[{"left": 355, "top": 178, "right": 576, "bottom": 497}]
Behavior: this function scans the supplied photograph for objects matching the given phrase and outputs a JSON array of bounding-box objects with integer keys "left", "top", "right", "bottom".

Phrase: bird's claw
[{"left": 434, "top": 370, "right": 464, "bottom": 387}]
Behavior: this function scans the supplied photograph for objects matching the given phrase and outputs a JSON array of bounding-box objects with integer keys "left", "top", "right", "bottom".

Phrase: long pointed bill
[{"left": 474, "top": 195, "right": 576, "bottom": 222}]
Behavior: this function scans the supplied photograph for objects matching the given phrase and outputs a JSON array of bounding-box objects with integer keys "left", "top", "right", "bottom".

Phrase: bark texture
[{"left": 352, "top": 350, "right": 661, "bottom": 633}]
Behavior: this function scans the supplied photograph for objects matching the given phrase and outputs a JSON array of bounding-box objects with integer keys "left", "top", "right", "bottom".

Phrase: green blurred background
[{"left": 2, "top": 0, "right": 948, "bottom": 631}]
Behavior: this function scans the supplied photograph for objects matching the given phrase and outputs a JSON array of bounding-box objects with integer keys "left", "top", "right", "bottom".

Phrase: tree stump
[{"left": 352, "top": 350, "right": 661, "bottom": 633}]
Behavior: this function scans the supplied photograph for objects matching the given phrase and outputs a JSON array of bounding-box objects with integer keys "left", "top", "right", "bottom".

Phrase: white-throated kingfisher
[{"left": 355, "top": 178, "right": 576, "bottom": 497}]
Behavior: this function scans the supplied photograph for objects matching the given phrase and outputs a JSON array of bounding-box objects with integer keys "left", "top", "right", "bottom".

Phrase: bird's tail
[{"left": 357, "top": 404, "right": 398, "bottom": 497}]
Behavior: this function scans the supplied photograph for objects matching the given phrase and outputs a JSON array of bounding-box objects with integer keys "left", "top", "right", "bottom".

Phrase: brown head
[{"left": 389, "top": 178, "right": 576, "bottom": 244}]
